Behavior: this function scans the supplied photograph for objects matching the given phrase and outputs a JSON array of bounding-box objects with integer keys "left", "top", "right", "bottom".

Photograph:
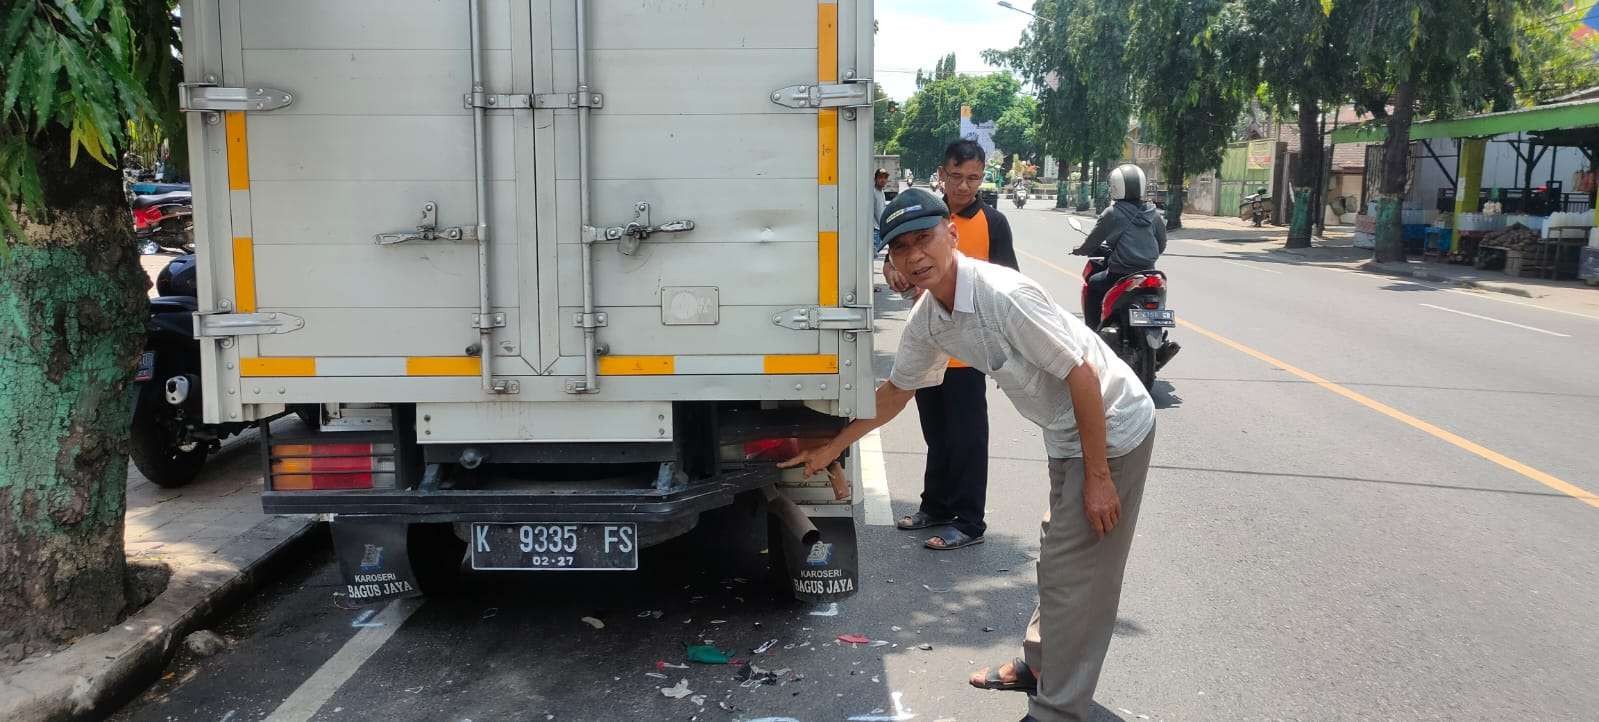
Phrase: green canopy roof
[{"left": 1330, "top": 98, "right": 1599, "bottom": 144}]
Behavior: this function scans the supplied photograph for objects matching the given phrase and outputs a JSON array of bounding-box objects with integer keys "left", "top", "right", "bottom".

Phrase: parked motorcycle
[
  {"left": 1241, "top": 188, "right": 1271, "bottom": 227},
  {"left": 131, "top": 254, "right": 314, "bottom": 486},
  {"left": 131, "top": 188, "right": 195, "bottom": 255},
  {"left": 1067, "top": 217, "right": 1179, "bottom": 389}
]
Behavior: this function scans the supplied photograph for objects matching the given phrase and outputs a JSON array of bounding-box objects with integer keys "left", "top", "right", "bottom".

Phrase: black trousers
[
  {"left": 914, "top": 365, "right": 990, "bottom": 537},
  {"left": 1083, "top": 269, "right": 1131, "bottom": 331}
]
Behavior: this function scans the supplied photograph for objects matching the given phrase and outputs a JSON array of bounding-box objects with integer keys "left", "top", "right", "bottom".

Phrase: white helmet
[{"left": 1108, "top": 164, "right": 1146, "bottom": 202}]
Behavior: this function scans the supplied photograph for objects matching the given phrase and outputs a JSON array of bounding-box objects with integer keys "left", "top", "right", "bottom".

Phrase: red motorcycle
[{"left": 1068, "top": 217, "right": 1179, "bottom": 389}]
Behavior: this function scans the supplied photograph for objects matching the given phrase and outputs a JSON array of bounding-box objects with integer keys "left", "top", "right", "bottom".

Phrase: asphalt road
[{"left": 114, "top": 206, "right": 1599, "bottom": 721}]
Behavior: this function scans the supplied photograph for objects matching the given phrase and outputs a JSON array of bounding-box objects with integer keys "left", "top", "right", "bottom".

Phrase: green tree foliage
[
  {"left": 984, "top": 0, "right": 1134, "bottom": 185},
  {"left": 1128, "top": 0, "right": 1259, "bottom": 229},
  {"left": 1505, "top": 5, "right": 1599, "bottom": 104},
  {"left": 1245, "top": 0, "right": 1356, "bottom": 246},
  {"left": 1345, "top": 0, "right": 1536, "bottom": 261},
  {"left": 887, "top": 58, "right": 1022, "bottom": 178},
  {"left": 872, "top": 83, "right": 904, "bottom": 154},
  {"left": 993, "top": 95, "right": 1041, "bottom": 164}
]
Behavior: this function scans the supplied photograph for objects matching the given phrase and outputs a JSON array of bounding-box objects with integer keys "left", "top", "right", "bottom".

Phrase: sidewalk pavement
[
  {"left": 1140, "top": 211, "right": 1599, "bottom": 318},
  {"left": 1, "top": 260, "right": 317, "bottom": 721}
]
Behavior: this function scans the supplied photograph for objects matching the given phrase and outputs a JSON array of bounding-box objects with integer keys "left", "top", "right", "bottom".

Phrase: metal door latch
[
  {"left": 374, "top": 202, "right": 479, "bottom": 245},
  {"left": 769, "top": 81, "right": 873, "bottom": 109},
  {"left": 586, "top": 202, "right": 695, "bottom": 255},
  {"left": 772, "top": 306, "right": 872, "bottom": 331},
  {"left": 194, "top": 311, "right": 306, "bottom": 337}
]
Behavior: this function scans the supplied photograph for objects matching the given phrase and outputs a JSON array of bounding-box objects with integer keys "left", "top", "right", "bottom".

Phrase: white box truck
[{"left": 176, "top": 0, "right": 875, "bottom": 602}]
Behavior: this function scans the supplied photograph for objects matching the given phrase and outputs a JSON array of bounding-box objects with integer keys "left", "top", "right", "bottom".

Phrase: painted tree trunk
[
  {"left": 1166, "top": 156, "right": 1185, "bottom": 231},
  {"left": 1287, "top": 99, "right": 1323, "bottom": 249},
  {"left": 1076, "top": 159, "right": 1091, "bottom": 211},
  {"left": 1374, "top": 81, "right": 1417, "bottom": 263},
  {"left": 0, "top": 126, "right": 149, "bottom": 657},
  {"left": 1094, "top": 157, "right": 1112, "bottom": 213}
]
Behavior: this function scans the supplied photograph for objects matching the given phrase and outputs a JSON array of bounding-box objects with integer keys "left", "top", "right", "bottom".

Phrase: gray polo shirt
[{"left": 888, "top": 255, "right": 1155, "bottom": 459}]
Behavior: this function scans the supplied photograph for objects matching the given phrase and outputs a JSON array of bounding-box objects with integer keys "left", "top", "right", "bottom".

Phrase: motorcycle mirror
[{"left": 1067, "top": 216, "right": 1083, "bottom": 233}]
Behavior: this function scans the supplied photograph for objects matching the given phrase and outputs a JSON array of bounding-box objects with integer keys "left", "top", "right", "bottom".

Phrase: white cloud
[{"left": 872, "top": 0, "right": 1030, "bottom": 100}]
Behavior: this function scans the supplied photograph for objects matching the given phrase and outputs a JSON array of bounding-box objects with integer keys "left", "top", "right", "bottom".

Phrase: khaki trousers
[{"left": 1022, "top": 425, "right": 1154, "bottom": 722}]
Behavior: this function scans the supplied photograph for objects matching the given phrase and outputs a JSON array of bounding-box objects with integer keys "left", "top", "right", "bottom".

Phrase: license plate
[
  {"left": 469, "top": 523, "right": 638, "bottom": 571},
  {"left": 134, "top": 351, "right": 157, "bottom": 382},
  {"left": 1127, "top": 308, "right": 1175, "bottom": 327}
]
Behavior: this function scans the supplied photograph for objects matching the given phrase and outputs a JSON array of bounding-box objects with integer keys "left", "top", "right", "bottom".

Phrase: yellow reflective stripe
[
  {"left": 405, "top": 356, "right": 481, "bottom": 376},
  {"left": 225, "top": 111, "right": 250, "bottom": 190},
  {"left": 598, "top": 355, "right": 676, "bottom": 376},
  {"left": 818, "top": 231, "right": 839, "bottom": 305},
  {"left": 764, "top": 354, "right": 839, "bottom": 374},
  {"left": 818, "top": 109, "right": 838, "bottom": 186},
  {"left": 817, "top": 3, "right": 837, "bottom": 84},
  {"left": 240, "top": 357, "right": 316, "bottom": 377},
  {"left": 232, "top": 236, "right": 256, "bottom": 313}
]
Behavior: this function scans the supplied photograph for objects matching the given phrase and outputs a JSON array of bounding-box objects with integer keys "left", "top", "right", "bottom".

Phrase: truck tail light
[
  {"left": 743, "top": 437, "right": 802, "bottom": 461},
  {"left": 269, "top": 441, "right": 397, "bottom": 490}
]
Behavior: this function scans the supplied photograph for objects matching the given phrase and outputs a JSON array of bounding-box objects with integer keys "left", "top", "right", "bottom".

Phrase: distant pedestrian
[
  {"left": 871, "top": 168, "right": 890, "bottom": 255},
  {"left": 884, "top": 139, "right": 1017, "bottom": 551}
]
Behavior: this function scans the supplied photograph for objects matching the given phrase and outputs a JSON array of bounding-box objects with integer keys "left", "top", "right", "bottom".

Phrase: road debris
[
  {"left": 660, "top": 679, "right": 693, "bottom": 699},
  {"left": 809, "top": 602, "right": 840, "bottom": 617},
  {"left": 637, "top": 610, "right": 664, "bottom": 619},
  {"left": 684, "top": 644, "right": 733, "bottom": 664},
  {"left": 837, "top": 633, "right": 871, "bottom": 645},
  {"left": 890, "top": 626, "right": 902, "bottom": 632},
  {"left": 709, "top": 619, "right": 728, "bottom": 624},
  {"left": 644, "top": 672, "right": 668, "bottom": 679},
  {"left": 656, "top": 660, "right": 689, "bottom": 670},
  {"left": 917, "top": 643, "right": 933, "bottom": 651},
  {"left": 581, "top": 616, "right": 605, "bottom": 629},
  {"left": 846, "top": 690, "right": 916, "bottom": 721},
  {"left": 753, "top": 639, "right": 779, "bottom": 654},
  {"left": 480, "top": 607, "right": 498, "bottom": 620},
  {"left": 982, "top": 626, "right": 995, "bottom": 633},
  {"left": 922, "top": 584, "right": 949, "bottom": 593},
  {"left": 690, "top": 695, "right": 707, "bottom": 706},
  {"left": 182, "top": 630, "right": 228, "bottom": 657}
]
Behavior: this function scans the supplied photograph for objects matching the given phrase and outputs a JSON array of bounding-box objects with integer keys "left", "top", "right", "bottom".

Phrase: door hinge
[
  {"left": 769, "top": 81, "right": 872, "bottom": 109},
  {"left": 374, "top": 201, "right": 479, "bottom": 245},
  {"left": 179, "top": 82, "right": 295, "bottom": 113},
  {"left": 194, "top": 311, "right": 306, "bottom": 338},
  {"left": 772, "top": 306, "right": 872, "bottom": 332}
]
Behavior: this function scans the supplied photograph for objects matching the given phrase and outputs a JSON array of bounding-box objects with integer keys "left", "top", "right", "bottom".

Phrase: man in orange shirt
[{"left": 885, "top": 139, "right": 1018, "bottom": 550}]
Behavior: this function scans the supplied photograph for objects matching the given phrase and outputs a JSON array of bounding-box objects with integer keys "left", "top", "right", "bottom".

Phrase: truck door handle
[{"left": 588, "top": 202, "right": 695, "bottom": 255}]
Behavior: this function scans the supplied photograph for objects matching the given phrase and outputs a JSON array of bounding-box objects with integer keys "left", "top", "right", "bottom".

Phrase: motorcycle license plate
[
  {"left": 135, "top": 351, "right": 157, "bottom": 382},
  {"left": 1127, "top": 309, "right": 1175, "bottom": 327},
  {"left": 469, "top": 523, "right": 638, "bottom": 571}
]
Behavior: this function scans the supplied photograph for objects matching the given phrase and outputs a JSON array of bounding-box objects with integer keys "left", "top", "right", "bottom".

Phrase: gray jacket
[{"left": 1074, "top": 200, "right": 1167, "bottom": 273}]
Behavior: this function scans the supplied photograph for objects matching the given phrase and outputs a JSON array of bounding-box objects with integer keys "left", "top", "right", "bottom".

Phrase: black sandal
[
  {"left": 896, "top": 511, "right": 954, "bottom": 530},
  {"left": 969, "top": 657, "right": 1038, "bottom": 693}
]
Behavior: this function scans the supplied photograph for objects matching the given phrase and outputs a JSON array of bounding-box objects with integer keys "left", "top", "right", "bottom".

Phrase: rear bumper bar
[{"left": 263, "top": 466, "right": 781, "bottom": 523}]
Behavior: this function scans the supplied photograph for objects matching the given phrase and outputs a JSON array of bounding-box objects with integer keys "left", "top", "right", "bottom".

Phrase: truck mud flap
[
  {"left": 331, "top": 519, "right": 423, "bottom": 605},
  {"left": 781, "top": 516, "right": 859, "bottom": 601}
]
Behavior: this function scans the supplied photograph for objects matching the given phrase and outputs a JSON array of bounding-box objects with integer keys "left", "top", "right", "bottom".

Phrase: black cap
[{"left": 878, "top": 187, "right": 949, "bottom": 248}]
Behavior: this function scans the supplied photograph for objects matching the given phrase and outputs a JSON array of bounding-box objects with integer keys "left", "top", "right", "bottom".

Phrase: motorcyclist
[{"left": 1072, "top": 164, "right": 1166, "bottom": 330}]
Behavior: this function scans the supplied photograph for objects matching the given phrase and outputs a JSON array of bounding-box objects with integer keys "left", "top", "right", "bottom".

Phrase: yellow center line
[{"left": 1018, "top": 249, "right": 1599, "bottom": 508}]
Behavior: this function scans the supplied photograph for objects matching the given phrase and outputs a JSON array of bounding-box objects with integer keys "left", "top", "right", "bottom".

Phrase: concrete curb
[
  {"left": 1358, "top": 261, "right": 1539, "bottom": 299},
  {"left": 0, "top": 517, "right": 326, "bottom": 721}
]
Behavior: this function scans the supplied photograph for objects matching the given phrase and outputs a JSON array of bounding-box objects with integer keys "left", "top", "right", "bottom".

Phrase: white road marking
[
  {"left": 264, "top": 598, "right": 423, "bottom": 722},
  {"left": 859, "top": 430, "right": 894, "bottom": 526},
  {"left": 1218, "top": 259, "right": 1282, "bottom": 274},
  {"left": 1419, "top": 303, "right": 1571, "bottom": 337},
  {"left": 1314, "top": 265, "right": 1599, "bottom": 322}
]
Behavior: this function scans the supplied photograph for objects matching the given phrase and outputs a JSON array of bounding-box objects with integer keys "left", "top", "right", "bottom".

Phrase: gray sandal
[
  {"left": 897, "top": 511, "right": 954, "bottom": 530},
  {"left": 925, "top": 526, "right": 984, "bottom": 550}
]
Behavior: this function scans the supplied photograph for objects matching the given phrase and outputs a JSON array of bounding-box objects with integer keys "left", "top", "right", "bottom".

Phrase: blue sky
[{"left": 874, "top": 0, "right": 1031, "bottom": 100}]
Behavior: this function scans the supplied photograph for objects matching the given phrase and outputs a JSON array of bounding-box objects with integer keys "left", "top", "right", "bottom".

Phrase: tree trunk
[
  {"left": 1076, "top": 159, "right": 1091, "bottom": 211},
  {"left": 1374, "top": 80, "right": 1417, "bottom": 263},
  {"left": 0, "top": 125, "right": 149, "bottom": 660},
  {"left": 1094, "top": 157, "right": 1112, "bottom": 212},
  {"left": 1287, "top": 98, "right": 1323, "bottom": 249},
  {"left": 1166, "top": 155, "right": 1185, "bottom": 231}
]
